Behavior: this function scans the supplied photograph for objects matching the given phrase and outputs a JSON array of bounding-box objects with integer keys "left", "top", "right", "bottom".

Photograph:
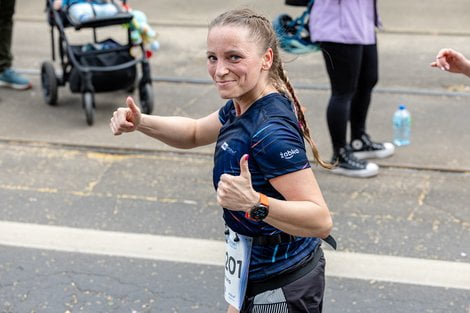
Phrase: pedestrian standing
[
  {"left": 0, "top": 0, "right": 32, "bottom": 90},
  {"left": 110, "top": 8, "right": 333, "bottom": 313},
  {"left": 309, "top": 0, "right": 394, "bottom": 178}
]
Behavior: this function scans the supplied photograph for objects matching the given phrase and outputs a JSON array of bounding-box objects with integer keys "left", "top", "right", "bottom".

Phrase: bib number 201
[
  {"left": 224, "top": 228, "right": 252, "bottom": 311},
  {"left": 225, "top": 252, "right": 242, "bottom": 279}
]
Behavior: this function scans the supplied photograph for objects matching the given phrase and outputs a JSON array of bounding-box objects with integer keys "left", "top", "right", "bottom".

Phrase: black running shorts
[{"left": 241, "top": 254, "right": 326, "bottom": 313}]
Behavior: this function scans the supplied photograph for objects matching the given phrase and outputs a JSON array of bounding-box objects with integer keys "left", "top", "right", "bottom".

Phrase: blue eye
[{"left": 230, "top": 55, "right": 241, "bottom": 61}]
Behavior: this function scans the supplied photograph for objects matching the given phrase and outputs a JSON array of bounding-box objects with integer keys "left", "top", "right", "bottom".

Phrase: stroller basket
[{"left": 69, "top": 38, "right": 136, "bottom": 93}]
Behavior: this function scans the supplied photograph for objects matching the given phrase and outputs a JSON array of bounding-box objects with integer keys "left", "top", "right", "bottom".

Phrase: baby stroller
[
  {"left": 42, "top": 0, "right": 154, "bottom": 126},
  {"left": 273, "top": 0, "right": 319, "bottom": 54}
]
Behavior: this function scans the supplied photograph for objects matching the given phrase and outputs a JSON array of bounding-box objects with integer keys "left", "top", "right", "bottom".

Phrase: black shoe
[
  {"left": 330, "top": 146, "right": 379, "bottom": 178},
  {"left": 351, "top": 134, "right": 395, "bottom": 160}
]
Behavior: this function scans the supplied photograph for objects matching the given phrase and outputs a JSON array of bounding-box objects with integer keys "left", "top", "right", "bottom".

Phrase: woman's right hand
[{"left": 110, "top": 96, "right": 142, "bottom": 135}]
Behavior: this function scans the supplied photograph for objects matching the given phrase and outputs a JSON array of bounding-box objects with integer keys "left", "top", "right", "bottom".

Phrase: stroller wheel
[
  {"left": 41, "top": 61, "right": 58, "bottom": 106},
  {"left": 139, "top": 83, "right": 154, "bottom": 114},
  {"left": 126, "top": 84, "right": 135, "bottom": 93},
  {"left": 82, "top": 92, "right": 95, "bottom": 126}
]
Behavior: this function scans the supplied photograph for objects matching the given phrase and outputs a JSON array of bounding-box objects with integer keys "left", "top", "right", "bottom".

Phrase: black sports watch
[{"left": 245, "top": 193, "right": 269, "bottom": 222}]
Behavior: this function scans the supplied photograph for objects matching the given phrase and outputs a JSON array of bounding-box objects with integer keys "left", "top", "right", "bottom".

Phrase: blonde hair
[{"left": 209, "top": 8, "right": 329, "bottom": 168}]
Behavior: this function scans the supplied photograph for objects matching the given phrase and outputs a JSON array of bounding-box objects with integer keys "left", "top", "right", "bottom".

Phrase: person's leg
[
  {"left": 320, "top": 42, "right": 362, "bottom": 152},
  {"left": 241, "top": 256, "right": 325, "bottom": 313},
  {"left": 0, "top": 0, "right": 31, "bottom": 89},
  {"left": 320, "top": 42, "right": 379, "bottom": 177},
  {"left": 0, "top": 0, "right": 15, "bottom": 72},
  {"left": 349, "top": 44, "right": 378, "bottom": 139},
  {"left": 283, "top": 255, "right": 326, "bottom": 312},
  {"left": 349, "top": 44, "right": 394, "bottom": 159}
]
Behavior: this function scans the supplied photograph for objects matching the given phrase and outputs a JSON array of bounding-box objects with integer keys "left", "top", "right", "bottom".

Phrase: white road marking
[{"left": 0, "top": 221, "right": 469, "bottom": 290}]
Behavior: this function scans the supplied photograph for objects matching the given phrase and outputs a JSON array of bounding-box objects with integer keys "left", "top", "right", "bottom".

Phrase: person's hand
[
  {"left": 110, "top": 96, "right": 141, "bottom": 135},
  {"left": 217, "top": 154, "right": 259, "bottom": 212},
  {"left": 430, "top": 48, "right": 470, "bottom": 75}
]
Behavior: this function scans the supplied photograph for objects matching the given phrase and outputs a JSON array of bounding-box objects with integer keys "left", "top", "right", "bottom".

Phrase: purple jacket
[{"left": 309, "top": 0, "right": 380, "bottom": 45}]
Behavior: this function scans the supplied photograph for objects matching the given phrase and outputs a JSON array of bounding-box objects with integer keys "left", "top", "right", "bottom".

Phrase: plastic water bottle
[{"left": 393, "top": 105, "right": 411, "bottom": 146}]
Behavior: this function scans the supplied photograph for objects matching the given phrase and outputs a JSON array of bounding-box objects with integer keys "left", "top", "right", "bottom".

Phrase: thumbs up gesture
[
  {"left": 110, "top": 96, "right": 142, "bottom": 135},
  {"left": 217, "top": 154, "right": 259, "bottom": 212}
]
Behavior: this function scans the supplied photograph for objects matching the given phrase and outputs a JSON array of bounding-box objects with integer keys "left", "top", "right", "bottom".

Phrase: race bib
[{"left": 224, "top": 227, "right": 252, "bottom": 310}]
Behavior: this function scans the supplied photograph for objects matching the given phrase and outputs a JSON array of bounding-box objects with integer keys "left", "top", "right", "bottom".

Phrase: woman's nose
[{"left": 215, "top": 61, "right": 229, "bottom": 77}]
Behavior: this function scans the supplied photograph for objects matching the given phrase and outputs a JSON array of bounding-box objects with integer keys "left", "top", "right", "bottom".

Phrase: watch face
[{"left": 250, "top": 205, "right": 269, "bottom": 221}]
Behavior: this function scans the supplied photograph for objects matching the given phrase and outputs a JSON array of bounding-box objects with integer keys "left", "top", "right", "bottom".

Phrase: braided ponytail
[{"left": 278, "top": 65, "right": 331, "bottom": 168}]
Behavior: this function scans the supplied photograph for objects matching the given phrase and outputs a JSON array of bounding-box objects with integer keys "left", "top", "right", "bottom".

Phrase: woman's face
[{"left": 206, "top": 25, "right": 270, "bottom": 103}]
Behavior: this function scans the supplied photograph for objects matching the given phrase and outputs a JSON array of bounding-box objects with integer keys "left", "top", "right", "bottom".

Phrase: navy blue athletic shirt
[{"left": 213, "top": 93, "right": 320, "bottom": 281}]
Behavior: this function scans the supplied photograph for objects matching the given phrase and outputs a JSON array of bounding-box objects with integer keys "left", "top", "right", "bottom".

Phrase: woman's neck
[{"left": 234, "top": 84, "right": 277, "bottom": 116}]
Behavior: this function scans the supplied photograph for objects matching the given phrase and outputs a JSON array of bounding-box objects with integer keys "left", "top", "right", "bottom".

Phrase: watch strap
[
  {"left": 259, "top": 193, "right": 269, "bottom": 207},
  {"left": 245, "top": 193, "right": 269, "bottom": 221}
]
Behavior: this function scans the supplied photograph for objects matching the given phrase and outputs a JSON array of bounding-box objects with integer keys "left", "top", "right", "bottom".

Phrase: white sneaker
[
  {"left": 330, "top": 146, "right": 379, "bottom": 178},
  {"left": 351, "top": 134, "right": 395, "bottom": 160}
]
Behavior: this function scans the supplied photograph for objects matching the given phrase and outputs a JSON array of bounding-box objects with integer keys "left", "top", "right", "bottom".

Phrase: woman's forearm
[
  {"left": 463, "top": 59, "right": 470, "bottom": 77},
  {"left": 263, "top": 198, "right": 333, "bottom": 238},
  {"left": 137, "top": 111, "right": 220, "bottom": 149},
  {"left": 137, "top": 114, "right": 200, "bottom": 148}
]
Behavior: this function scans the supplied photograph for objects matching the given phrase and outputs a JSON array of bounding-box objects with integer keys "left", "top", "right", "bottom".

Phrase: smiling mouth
[{"left": 216, "top": 80, "right": 235, "bottom": 87}]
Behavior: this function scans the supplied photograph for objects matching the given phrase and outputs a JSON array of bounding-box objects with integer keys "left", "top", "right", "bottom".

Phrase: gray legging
[{"left": 320, "top": 42, "right": 379, "bottom": 152}]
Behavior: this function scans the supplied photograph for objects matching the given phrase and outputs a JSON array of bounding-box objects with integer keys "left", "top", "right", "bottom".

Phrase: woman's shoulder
[
  {"left": 259, "top": 93, "right": 293, "bottom": 116},
  {"left": 257, "top": 93, "right": 298, "bottom": 125},
  {"left": 251, "top": 94, "right": 302, "bottom": 140}
]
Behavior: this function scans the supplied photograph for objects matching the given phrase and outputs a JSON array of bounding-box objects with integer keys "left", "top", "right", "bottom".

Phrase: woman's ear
[{"left": 262, "top": 48, "right": 274, "bottom": 71}]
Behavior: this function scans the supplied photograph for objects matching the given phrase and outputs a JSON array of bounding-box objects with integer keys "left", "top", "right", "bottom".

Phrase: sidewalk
[{"left": 3, "top": 0, "right": 470, "bottom": 171}]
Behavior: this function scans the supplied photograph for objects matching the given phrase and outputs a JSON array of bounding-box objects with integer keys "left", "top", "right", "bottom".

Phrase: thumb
[
  {"left": 239, "top": 154, "right": 251, "bottom": 180},
  {"left": 126, "top": 96, "right": 140, "bottom": 118}
]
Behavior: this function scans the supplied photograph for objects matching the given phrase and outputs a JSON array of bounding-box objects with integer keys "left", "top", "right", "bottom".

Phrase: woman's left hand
[{"left": 217, "top": 154, "right": 259, "bottom": 212}]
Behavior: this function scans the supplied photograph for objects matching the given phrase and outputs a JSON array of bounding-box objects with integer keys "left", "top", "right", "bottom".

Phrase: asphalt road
[{"left": 0, "top": 141, "right": 468, "bottom": 313}]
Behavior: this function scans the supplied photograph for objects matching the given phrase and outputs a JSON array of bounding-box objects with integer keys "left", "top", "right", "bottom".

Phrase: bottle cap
[{"left": 399, "top": 104, "right": 406, "bottom": 110}]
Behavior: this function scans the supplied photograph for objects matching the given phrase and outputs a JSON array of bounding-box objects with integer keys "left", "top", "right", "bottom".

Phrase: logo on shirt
[
  {"left": 280, "top": 148, "right": 300, "bottom": 160},
  {"left": 221, "top": 141, "right": 237, "bottom": 155}
]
